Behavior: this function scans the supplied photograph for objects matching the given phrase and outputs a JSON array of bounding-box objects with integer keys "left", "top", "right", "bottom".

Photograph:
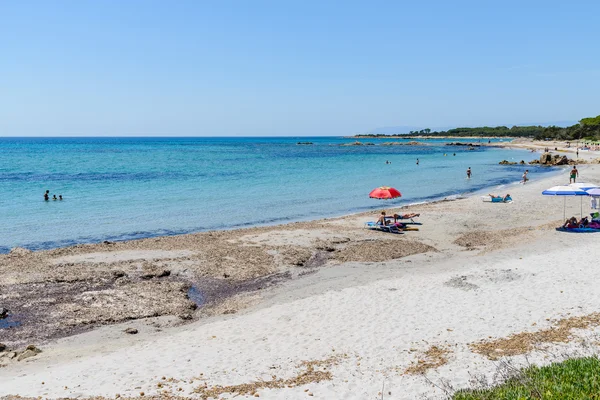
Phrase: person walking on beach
[
  {"left": 44, "top": 190, "right": 50, "bottom": 201},
  {"left": 466, "top": 167, "right": 472, "bottom": 179},
  {"left": 570, "top": 166, "right": 579, "bottom": 183},
  {"left": 521, "top": 170, "right": 529, "bottom": 184}
]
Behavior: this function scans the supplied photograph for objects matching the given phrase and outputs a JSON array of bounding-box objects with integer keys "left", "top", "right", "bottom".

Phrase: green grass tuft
[{"left": 453, "top": 356, "right": 600, "bottom": 400}]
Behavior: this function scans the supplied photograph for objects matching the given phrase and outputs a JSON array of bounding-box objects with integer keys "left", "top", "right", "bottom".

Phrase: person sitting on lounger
[
  {"left": 563, "top": 217, "right": 578, "bottom": 229},
  {"left": 578, "top": 216, "right": 590, "bottom": 227},
  {"left": 377, "top": 211, "right": 389, "bottom": 226}
]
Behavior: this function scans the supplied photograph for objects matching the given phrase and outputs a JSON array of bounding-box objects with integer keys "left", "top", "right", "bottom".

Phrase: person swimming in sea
[
  {"left": 59, "top": 195, "right": 63, "bottom": 200},
  {"left": 416, "top": 158, "right": 419, "bottom": 165},
  {"left": 52, "top": 195, "right": 57, "bottom": 200}
]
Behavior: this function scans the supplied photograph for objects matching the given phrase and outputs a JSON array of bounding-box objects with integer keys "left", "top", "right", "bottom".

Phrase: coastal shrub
[{"left": 452, "top": 356, "right": 600, "bottom": 400}]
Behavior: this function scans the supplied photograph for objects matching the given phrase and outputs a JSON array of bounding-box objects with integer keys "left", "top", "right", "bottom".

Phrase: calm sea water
[{"left": 0, "top": 137, "right": 552, "bottom": 252}]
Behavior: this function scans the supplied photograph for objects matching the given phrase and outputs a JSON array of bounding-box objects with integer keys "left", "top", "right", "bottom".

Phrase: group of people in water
[{"left": 43, "top": 190, "right": 63, "bottom": 201}]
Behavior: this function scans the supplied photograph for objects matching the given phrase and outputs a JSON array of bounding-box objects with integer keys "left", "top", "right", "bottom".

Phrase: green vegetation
[
  {"left": 358, "top": 115, "right": 600, "bottom": 141},
  {"left": 453, "top": 356, "right": 600, "bottom": 400}
]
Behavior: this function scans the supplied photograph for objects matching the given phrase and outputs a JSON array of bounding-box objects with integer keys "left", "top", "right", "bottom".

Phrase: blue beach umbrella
[{"left": 542, "top": 185, "right": 589, "bottom": 220}]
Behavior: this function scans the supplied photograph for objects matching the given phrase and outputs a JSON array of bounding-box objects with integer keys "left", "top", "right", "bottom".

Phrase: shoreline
[{"left": 3, "top": 164, "right": 600, "bottom": 398}]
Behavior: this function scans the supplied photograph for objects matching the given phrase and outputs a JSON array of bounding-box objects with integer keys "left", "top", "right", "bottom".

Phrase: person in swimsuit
[
  {"left": 466, "top": 167, "right": 472, "bottom": 179},
  {"left": 392, "top": 213, "right": 420, "bottom": 223},
  {"left": 59, "top": 195, "right": 63, "bottom": 200},
  {"left": 376, "top": 211, "right": 388, "bottom": 226},
  {"left": 522, "top": 170, "right": 529, "bottom": 183},
  {"left": 44, "top": 190, "right": 49, "bottom": 201},
  {"left": 52, "top": 195, "right": 57, "bottom": 200},
  {"left": 570, "top": 166, "right": 579, "bottom": 183}
]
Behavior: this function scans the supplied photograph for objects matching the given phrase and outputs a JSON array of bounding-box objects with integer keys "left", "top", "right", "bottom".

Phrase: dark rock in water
[
  {"left": 529, "top": 159, "right": 540, "bottom": 164},
  {"left": 125, "top": 328, "right": 138, "bottom": 334},
  {"left": 0, "top": 343, "right": 6, "bottom": 352},
  {"left": 499, "top": 160, "right": 517, "bottom": 165},
  {"left": 446, "top": 142, "right": 480, "bottom": 147},
  {"left": 0, "top": 308, "right": 9, "bottom": 319},
  {"left": 519, "top": 160, "right": 526, "bottom": 164}
]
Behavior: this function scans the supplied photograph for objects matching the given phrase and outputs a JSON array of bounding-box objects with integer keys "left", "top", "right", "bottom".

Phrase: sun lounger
[
  {"left": 384, "top": 216, "right": 423, "bottom": 225},
  {"left": 364, "top": 222, "right": 403, "bottom": 234}
]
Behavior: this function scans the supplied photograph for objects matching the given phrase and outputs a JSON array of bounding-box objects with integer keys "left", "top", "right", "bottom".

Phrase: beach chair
[
  {"left": 364, "top": 222, "right": 403, "bottom": 234},
  {"left": 384, "top": 215, "right": 423, "bottom": 225}
]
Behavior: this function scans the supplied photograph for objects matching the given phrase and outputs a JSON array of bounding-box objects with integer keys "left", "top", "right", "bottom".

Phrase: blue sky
[{"left": 1, "top": 1, "right": 599, "bottom": 136}]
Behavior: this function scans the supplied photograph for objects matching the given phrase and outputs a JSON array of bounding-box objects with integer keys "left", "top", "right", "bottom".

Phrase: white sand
[{"left": 2, "top": 165, "right": 600, "bottom": 399}]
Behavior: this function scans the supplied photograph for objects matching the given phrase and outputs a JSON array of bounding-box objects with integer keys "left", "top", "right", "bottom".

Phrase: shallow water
[
  {"left": 0, "top": 137, "right": 553, "bottom": 252},
  {"left": 187, "top": 286, "right": 205, "bottom": 306},
  {"left": 0, "top": 315, "right": 21, "bottom": 329}
]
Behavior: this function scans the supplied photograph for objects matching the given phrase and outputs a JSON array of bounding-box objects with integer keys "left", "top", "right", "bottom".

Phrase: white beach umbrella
[
  {"left": 570, "top": 182, "right": 599, "bottom": 191},
  {"left": 569, "top": 183, "right": 598, "bottom": 215},
  {"left": 586, "top": 188, "right": 600, "bottom": 196},
  {"left": 542, "top": 185, "right": 588, "bottom": 220}
]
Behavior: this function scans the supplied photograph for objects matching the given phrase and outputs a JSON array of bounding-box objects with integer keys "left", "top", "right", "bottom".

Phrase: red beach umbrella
[{"left": 369, "top": 186, "right": 402, "bottom": 199}]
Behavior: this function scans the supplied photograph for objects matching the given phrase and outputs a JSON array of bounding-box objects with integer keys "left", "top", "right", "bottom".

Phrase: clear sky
[{"left": 1, "top": 0, "right": 599, "bottom": 136}]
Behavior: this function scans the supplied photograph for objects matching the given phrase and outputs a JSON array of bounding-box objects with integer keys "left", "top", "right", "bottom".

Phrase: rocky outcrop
[
  {"left": 0, "top": 343, "right": 6, "bottom": 352},
  {"left": 537, "top": 152, "right": 581, "bottom": 166},
  {"left": 446, "top": 142, "right": 481, "bottom": 147},
  {"left": 124, "top": 328, "right": 138, "bottom": 334},
  {"left": 381, "top": 141, "right": 424, "bottom": 146},
  {"left": 539, "top": 152, "right": 553, "bottom": 165},
  {"left": 499, "top": 160, "right": 517, "bottom": 165}
]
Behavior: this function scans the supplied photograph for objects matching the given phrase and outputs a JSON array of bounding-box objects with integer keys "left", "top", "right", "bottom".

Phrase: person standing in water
[
  {"left": 522, "top": 170, "right": 529, "bottom": 184},
  {"left": 466, "top": 167, "right": 472, "bottom": 179},
  {"left": 44, "top": 190, "right": 50, "bottom": 201},
  {"left": 416, "top": 158, "right": 419, "bottom": 165}
]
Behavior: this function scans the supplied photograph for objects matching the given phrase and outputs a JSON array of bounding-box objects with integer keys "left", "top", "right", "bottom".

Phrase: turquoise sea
[{"left": 0, "top": 137, "right": 552, "bottom": 252}]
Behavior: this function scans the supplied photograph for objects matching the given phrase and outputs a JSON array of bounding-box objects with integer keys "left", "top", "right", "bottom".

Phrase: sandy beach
[{"left": 2, "top": 144, "right": 600, "bottom": 399}]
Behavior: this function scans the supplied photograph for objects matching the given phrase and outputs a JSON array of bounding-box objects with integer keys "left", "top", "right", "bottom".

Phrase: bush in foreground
[{"left": 453, "top": 356, "right": 600, "bottom": 400}]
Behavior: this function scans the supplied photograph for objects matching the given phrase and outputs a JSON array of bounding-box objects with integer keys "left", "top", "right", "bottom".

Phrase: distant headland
[{"left": 352, "top": 115, "right": 600, "bottom": 141}]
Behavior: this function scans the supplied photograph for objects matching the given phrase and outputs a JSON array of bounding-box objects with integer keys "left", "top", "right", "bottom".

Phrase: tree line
[{"left": 359, "top": 115, "right": 600, "bottom": 141}]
